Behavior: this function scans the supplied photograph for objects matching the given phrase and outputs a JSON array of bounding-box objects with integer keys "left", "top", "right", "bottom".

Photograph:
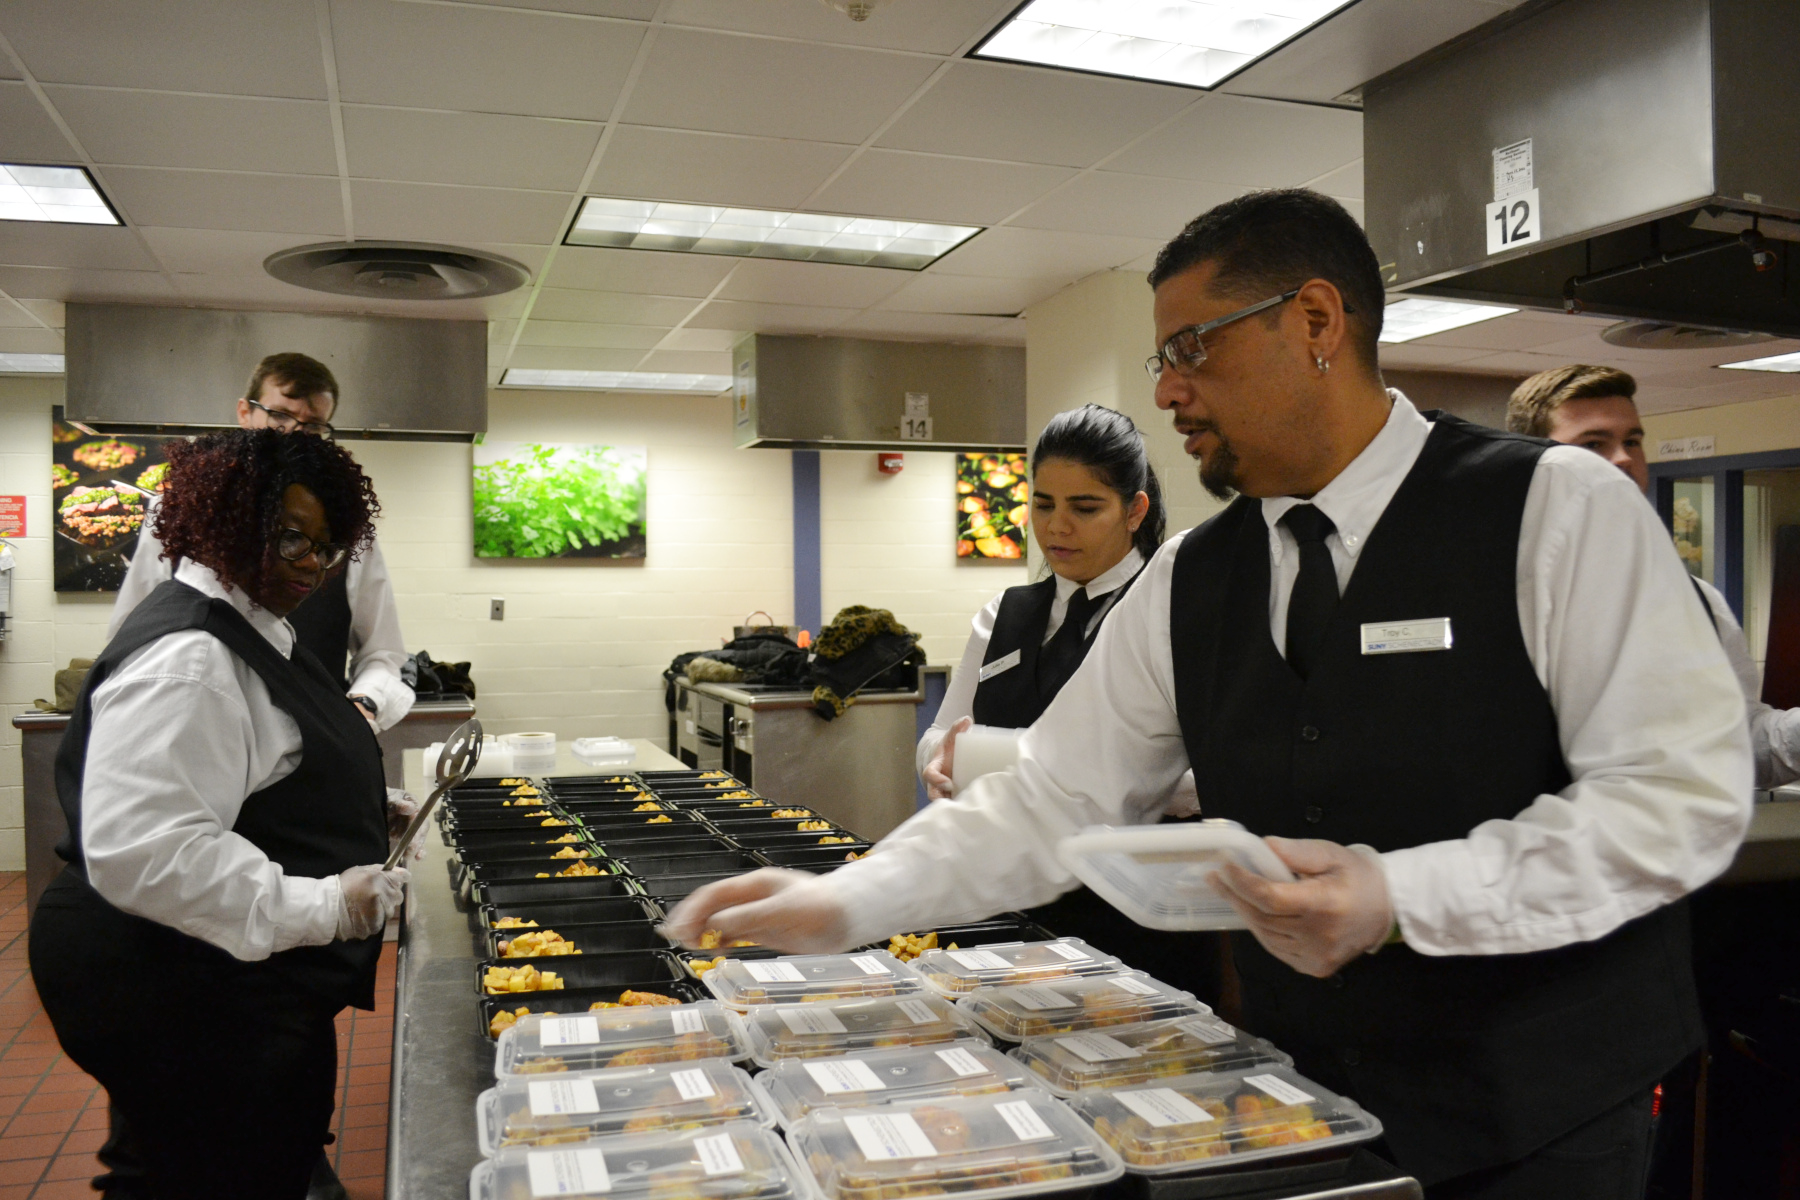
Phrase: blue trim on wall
[{"left": 792, "top": 450, "right": 822, "bottom": 636}]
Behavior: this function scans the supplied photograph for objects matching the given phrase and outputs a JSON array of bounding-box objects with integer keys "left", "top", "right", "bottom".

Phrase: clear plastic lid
[
  {"left": 1065, "top": 1065, "right": 1382, "bottom": 1175},
  {"left": 741, "top": 996, "right": 986, "bottom": 1068},
  {"left": 1006, "top": 1015, "right": 1291, "bottom": 1097},
  {"left": 954, "top": 973, "right": 1210, "bottom": 1042},
  {"left": 911, "top": 939, "right": 1122, "bottom": 996},
  {"left": 476, "top": 1059, "right": 776, "bottom": 1155},
  {"left": 470, "top": 1120, "right": 807, "bottom": 1200},
  {"left": 495, "top": 1002, "right": 751, "bottom": 1077},
  {"left": 757, "top": 1040, "right": 1036, "bottom": 1127},
  {"left": 703, "top": 952, "right": 927, "bottom": 1008},
  {"left": 1054, "top": 822, "right": 1296, "bottom": 932},
  {"left": 788, "top": 1089, "right": 1123, "bottom": 1200}
]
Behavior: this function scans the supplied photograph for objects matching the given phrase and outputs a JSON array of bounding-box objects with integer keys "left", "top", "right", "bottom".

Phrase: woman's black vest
[{"left": 971, "top": 572, "right": 1135, "bottom": 728}]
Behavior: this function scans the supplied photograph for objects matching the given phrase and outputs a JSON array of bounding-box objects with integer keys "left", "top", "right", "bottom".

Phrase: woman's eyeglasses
[
  {"left": 246, "top": 398, "right": 335, "bottom": 440},
  {"left": 1144, "top": 289, "right": 1303, "bottom": 382},
  {"left": 276, "top": 529, "right": 349, "bottom": 571}
]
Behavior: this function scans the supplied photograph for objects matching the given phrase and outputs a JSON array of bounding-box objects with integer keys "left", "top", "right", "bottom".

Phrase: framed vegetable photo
[
  {"left": 956, "top": 451, "right": 1028, "bottom": 560},
  {"left": 473, "top": 442, "right": 648, "bottom": 560},
  {"left": 51, "top": 406, "right": 179, "bottom": 592}
]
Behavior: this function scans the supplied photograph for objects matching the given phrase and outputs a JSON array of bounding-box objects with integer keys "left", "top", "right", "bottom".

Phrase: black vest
[
  {"left": 287, "top": 565, "right": 354, "bottom": 690},
  {"left": 54, "top": 579, "right": 389, "bottom": 1009},
  {"left": 1168, "top": 414, "right": 1701, "bottom": 1184},
  {"left": 972, "top": 571, "right": 1136, "bottom": 728}
]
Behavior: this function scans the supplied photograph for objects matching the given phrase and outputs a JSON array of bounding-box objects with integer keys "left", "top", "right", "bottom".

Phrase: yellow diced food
[
  {"left": 633, "top": 801, "right": 662, "bottom": 812},
  {"left": 483, "top": 964, "right": 564, "bottom": 994}
]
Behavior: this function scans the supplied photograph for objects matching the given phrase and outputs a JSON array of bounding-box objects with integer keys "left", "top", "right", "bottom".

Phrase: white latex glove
[
  {"left": 1210, "top": 837, "right": 1393, "bottom": 979},
  {"left": 386, "top": 788, "right": 424, "bottom": 862},
  {"left": 660, "top": 868, "right": 852, "bottom": 954},
  {"left": 922, "top": 716, "right": 972, "bottom": 801},
  {"left": 337, "top": 864, "right": 411, "bottom": 941}
]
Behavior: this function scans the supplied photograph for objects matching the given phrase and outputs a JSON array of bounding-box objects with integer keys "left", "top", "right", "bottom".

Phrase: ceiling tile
[
  {"left": 623, "top": 28, "right": 939, "bottom": 143},
  {"left": 46, "top": 88, "right": 336, "bottom": 176},
  {"left": 0, "top": 222, "right": 157, "bottom": 271},
  {"left": 136, "top": 227, "right": 325, "bottom": 274},
  {"left": 542, "top": 245, "right": 735, "bottom": 296},
  {"left": 516, "top": 320, "right": 670, "bottom": 349},
  {"left": 929, "top": 226, "right": 1162, "bottom": 283},
  {"left": 0, "top": 81, "right": 77, "bottom": 162},
  {"left": 1376, "top": 343, "right": 1499, "bottom": 369},
  {"left": 100, "top": 167, "right": 344, "bottom": 234},
  {"left": 591, "top": 125, "right": 853, "bottom": 210},
  {"left": 506, "top": 344, "right": 650, "bottom": 371},
  {"left": 636, "top": 348, "right": 731, "bottom": 374},
  {"left": 14, "top": 299, "right": 63, "bottom": 327},
  {"left": 877, "top": 61, "right": 1192, "bottom": 169},
  {"left": 656, "top": 326, "right": 740, "bottom": 352},
  {"left": 0, "top": 326, "right": 63, "bottom": 353},
  {"left": 328, "top": 0, "right": 645, "bottom": 119},
  {"left": 878, "top": 273, "right": 1065, "bottom": 315},
  {"left": 0, "top": 301, "right": 43, "bottom": 328},
  {"left": 0, "top": 265, "right": 176, "bottom": 303},
  {"left": 1309, "top": 158, "right": 1363, "bottom": 199},
  {"left": 1455, "top": 350, "right": 1599, "bottom": 375},
  {"left": 342, "top": 107, "right": 600, "bottom": 191},
  {"left": 161, "top": 268, "right": 517, "bottom": 319},
  {"left": 454, "top": 0, "right": 659, "bottom": 15},
  {"left": 530, "top": 288, "right": 700, "bottom": 325},
  {"left": 1106, "top": 95, "right": 1361, "bottom": 188},
  {"left": 834, "top": 309, "right": 1017, "bottom": 342},
  {"left": 714, "top": 259, "right": 910, "bottom": 308},
  {"left": 350, "top": 181, "right": 572, "bottom": 246},
  {"left": 809, "top": 149, "right": 1074, "bottom": 226},
  {"left": 665, "top": 0, "right": 1014, "bottom": 55},
  {"left": 0, "top": 0, "right": 327, "bottom": 98},
  {"left": 1011, "top": 172, "right": 1237, "bottom": 241},
  {"left": 685, "top": 299, "right": 854, "bottom": 333},
  {"left": 1405, "top": 311, "right": 1589, "bottom": 352}
]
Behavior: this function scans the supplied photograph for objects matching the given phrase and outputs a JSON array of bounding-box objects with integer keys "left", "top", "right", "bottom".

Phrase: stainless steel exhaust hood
[
  {"left": 732, "top": 335, "right": 1024, "bottom": 451},
  {"left": 65, "top": 304, "right": 488, "bottom": 441},
  {"left": 1365, "top": 0, "right": 1800, "bottom": 336}
]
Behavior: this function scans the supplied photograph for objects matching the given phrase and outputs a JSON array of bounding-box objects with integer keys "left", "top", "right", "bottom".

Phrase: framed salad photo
[
  {"left": 51, "top": 407, "right": 180, "bottom": 592},
  {"left": 473, "top": 442, "right": 648, "bottom": 560}
]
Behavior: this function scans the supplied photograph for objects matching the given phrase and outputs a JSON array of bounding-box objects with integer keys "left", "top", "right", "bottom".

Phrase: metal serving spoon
[{"left": 384, "top": 717, "right": 483, "bottom": 870}]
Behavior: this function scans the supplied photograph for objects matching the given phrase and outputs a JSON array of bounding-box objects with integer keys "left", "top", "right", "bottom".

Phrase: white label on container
[
  {"left": 994, "top": 1099, "right": 1055, "bottom": 1143},
  {"left": 1109, "top": 976, "right": 1159, "bottom": 996},
  {"left": 1007, "top": 985, "right": 1073, "bottom": 1012},
  {"left": 538, "top": 1016, "right": 601, "bottom": 1047},
  {"left": 527, "top": 1148, "right": 610, "bottom": 1196},
  {"left": 670, "top": 1009, "right": 707, "bottom": 1036},
  {"left": 896, "top": 999, "right": 939, "bottom": 1025},
  {"left": 805, "top": 1058, "right": 887, "bottom": 1095},
  {"left": 694, "top": 1133, "right": 745, "bottom": 1177},
  {"left": 669, "top": 1068, "right": 715, "bottom": 1101},
  {"left": 1246, "top": 1074, "right": 1316, "bottom": 1105},
  {"left": 935, "top": 1047, "right": 989, "bottom": 1078},
  {"left": 528, "top": 1079, "right": 601, "bottom": 1117},
  {"left": 844, "top": 1113, "right": 939, "bottom": 1161},
  {"left": 1179, "top": 1016, "right": 1237, "bottom": 1046},
  {"left": 777, "top": 1006, "right": 847, "bottom": 1035},
  {"left": 849, "top": 955, "right": 891, "bottom": 976},
  {"left": 1041, "top": 942, "right": 1091, "bottom": 962},
  {"left": 1114, "top": 1088, "right": 1215, "bottom": 1129},
  {"left": 1054, "top": 1033, "right": 1142, "bottom": 1063},
  {"left": 745, "top": 962, "right": 806, "bottom": 983},
  {"left": 946, "top": 949, "right": 1010, "bottom": 971}
]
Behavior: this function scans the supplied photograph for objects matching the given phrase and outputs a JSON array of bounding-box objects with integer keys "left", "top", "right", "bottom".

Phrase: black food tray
[
  {"left": 754, "top": 845, "right": 871, "bottom": 870},
  {"left": 704, "top": 816, "right": 842, "bottom": 838},
  {"left": 478, "top": 982, "right": 705, "bottom": 1039},
  {"left": 574, "top": 809, "right": 708, "bottom": 832},
  {"left": 545, "top": 773, "right": 644, "bottom": 787},
  {"left": 444, "top": 813, "right": 575, "bottom": 835},
  {"left": 476, "top": 876, "right": 641, "bottom": 907},
  {"left": 723, "top": 829, "right": 866, "bottom": 851},
  {"left": 475, "top": 949, "right": 682, "bottom": 997},
  {"left": 462, "top": 858, "right": 624, "bottom": 887},
  {"left": 636, "top": 770, "right": 738, "bottom": 784},
  {"left": 480, "top": 895, "right": 663, "bottom": 930},
  {"left": 450, "top": 831, "right": 602, "bottom": 857},
  {"left": 618, "top": 851, "right": 760, "bottom": 878},
  {"left": 485, "top": 919, "right": 672, "bottom": 959},
  {"left": 637, "top": 872, "right": 744, "bottom": 902},
  {"left": 870, "top": 917, "right": 1060, "bottom": 953},
  {"left": 594, "top": 835, "right": 735, "bottom": 859}
]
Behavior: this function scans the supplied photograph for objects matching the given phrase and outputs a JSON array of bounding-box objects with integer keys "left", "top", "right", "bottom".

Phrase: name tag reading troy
[
  {"left": 1360, "top": 617, "right": 1453, "bottom": 655},
  {"left": 979, "top": 649, "right": 1022, "bottom": 682}
]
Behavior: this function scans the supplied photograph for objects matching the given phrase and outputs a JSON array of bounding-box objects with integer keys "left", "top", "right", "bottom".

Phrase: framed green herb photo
[{"left": 472, "top": 442, "right": 648, "bottom": 560}]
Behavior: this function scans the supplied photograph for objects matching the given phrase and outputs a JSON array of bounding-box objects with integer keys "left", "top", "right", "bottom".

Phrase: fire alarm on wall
[{"left": 877, "top": 453, "right": 904, "bottom": 475}]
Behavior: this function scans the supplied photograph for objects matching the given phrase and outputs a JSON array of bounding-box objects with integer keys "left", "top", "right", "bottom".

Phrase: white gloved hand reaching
[
  {"left": 337, "top": 864, "right": 411, "bottom": 941},
  {"left": 660, "top": 868, "right": 852, "bottom": 955},
  {"left": 922, "top": 717, "right": 972, "bottom": 801},
  {"left": 386, "top": 788, "right": 424, "bottom": 862}
]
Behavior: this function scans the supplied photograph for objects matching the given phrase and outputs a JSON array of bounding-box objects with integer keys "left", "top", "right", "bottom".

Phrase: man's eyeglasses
[
  {"left": 1144, "top": 289, "right": 1303, "bottom": 382},
  {"left": 277, "top": 529, "right": 349, "bottom": 572},
  {"left": 246, "top": 397, "right": 335, "bottom": 440}
]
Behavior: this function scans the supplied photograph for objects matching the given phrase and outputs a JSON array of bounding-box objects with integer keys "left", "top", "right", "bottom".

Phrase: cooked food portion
[
  {"left": 71, "top": 438, "right": 141, "bottom": 472},
  {"left": 913, "top": 939, "right": 1121, "bottom": 995},
  {"left": 550, "top": 847, "right": 589, "bottom": 859},
  {"left": 533, "top": 860, "right": 604, "bottom": 878},
  {"left": 633, "top": 801, "right": 662, "bottom": 812},
  {"left": 479, "top": 1125, "right": 799, "bottom": 1200},
  {"left": 510, "top": 785, "right": 540, "bottom": 797},
  {"left": 490, "top": 1006, "right": 537, "bottom": 1038},
  {"left": 797, "top": 820, "right": 831, "bottom": 832},
  {"left": 485, "top": 964, "right": 565, "bottom": 994},
  {"left": 697, "top": 930, "right": 758, "bottom": 950},
  {"left": 820, "top": 836, "right": 856, "bottom": 845},
  {"left": 547, "top": 833, "right": 581, "bottom": 844},
  {"left": 770, "top": 808, "right": 811, "bottom": 819},
  {"left": 540, "top": 818, "right": 570, "bottom": 827},
  {"left": 690, "top": 957, "right": 727, "bottom": 977},
  {"left": 487, "top": 1059, "right": 764, "bottom": 1149},
  {"left": 1013, "top": 1015, "right": 1282, "bottom": 1095},
  {"left": 733, "top": 797, "right": 767, "bottom": 806},
  {"left": 887, "top": 932, "right": 960, "bottom": 963},
  {"left": 136, "top": 461, "right": 169, "bottom": 492},
  {"left": 497, "top": 930, "right": 581, "bottom": 958},
  {"left": 59, "top": 486, "right": 145, "bottom": 543},
  {"left": 51, "top": 464, "right": 77, "bottom": 489},
  {"left": 494, "top": 917, "right": 541, "bottom": 929},
  {"left": 706, "top": 951, "right": 923, "bottom": 1007},
  {"left": 645, "top": 815, "right": 673, "bottom": 824}
]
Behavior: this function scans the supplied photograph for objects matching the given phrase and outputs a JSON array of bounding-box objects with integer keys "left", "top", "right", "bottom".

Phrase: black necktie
[
  {"left": 1038, "top": 587, "right": 1102, "bottom": 703},
  {"left": 1281, "top": 504, "right": 1339, "bottom": 681}
]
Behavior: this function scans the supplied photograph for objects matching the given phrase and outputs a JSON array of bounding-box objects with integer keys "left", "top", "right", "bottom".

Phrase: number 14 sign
[{"left": 1486, "top": 188, "right": 1541, "bottom": 254}]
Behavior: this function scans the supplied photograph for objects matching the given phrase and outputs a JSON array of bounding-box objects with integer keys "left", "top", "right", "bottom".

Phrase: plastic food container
[
  {"left": 481, "top": 982, "right": 709, "bottom": 1042},
  {"left": 1006, "top": 1015, "right": 1290, "bottom": 1097},
  {"left": 495, "top": 1002, "right": 752, "bottom": 1076},
  {"left": 955, "top": 973, "right": 1210, "bottom": 1042},
  {"left": 912, "top": 940, "right": 1122, "bottom": 996},
  {"left": 1055, "top": 821, "right": 1296, "bottom": 931},
  {"left": 469, "top": 1120, "right": 808, "bottom": 1200},
  {"left": 742, "top": 997, "right": 986, "bottom": 1068},
  {"left": 476, "top": 1058, "right": 775, "bottom": 1154},
  {"left": 787, "top": 1090, "right": 1124, "bottom": 1200},
  {"left": 1065, "top": 1065, "right": 1382, "bottom": 1174},
  {"left": 704, "top": 953, "right": 926, "bottom": 1008},
  {"left": 758, "top": 1040, "right": 1036, "bottom": 1127}
]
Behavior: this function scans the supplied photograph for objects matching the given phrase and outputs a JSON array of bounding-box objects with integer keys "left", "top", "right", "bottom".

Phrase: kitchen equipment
[{"left": 385, "top": 717, "right": 481, "bottom": 869}]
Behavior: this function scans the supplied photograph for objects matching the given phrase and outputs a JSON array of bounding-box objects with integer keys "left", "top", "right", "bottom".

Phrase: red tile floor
[{"left": 0, "top": 872, "right": 395, "bottom": 1198}]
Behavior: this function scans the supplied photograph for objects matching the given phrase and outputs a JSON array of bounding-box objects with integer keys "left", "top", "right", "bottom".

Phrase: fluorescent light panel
[
  {"left": 0, "top": 164, "right": 119, "bottom": 225},
  {"left": 0, "top": 353, "right": 65, "bottom": 373},
  {"left": 1718, "top": 351, "right": 1800, "bottom": 373},
  {"left": 973, "top": 0, "right": 1359, "bottom": 90},
  {"left": 501, "top": 369, "right": 733, "bottom": 393},
  {"left": 567, "top": 198, "right": 980, "bottom": 270},
  {"left": 1379, "top": 298, "right": 1518, "bottom": 344}
]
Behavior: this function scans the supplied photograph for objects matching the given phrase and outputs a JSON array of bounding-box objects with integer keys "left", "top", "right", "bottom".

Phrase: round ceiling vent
[
  {"left": 1600, "top": 320, "right": 1777, "bottom": 351},
  {"left": 264, "top": 240, "right": 530, "bottom": 300}
]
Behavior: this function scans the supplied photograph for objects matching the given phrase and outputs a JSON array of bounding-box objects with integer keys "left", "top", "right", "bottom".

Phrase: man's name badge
[
  {"left": 1360, "top": 617, "right": 1453, "bottom": 655},
  {"left": 979, "top": 648, "right": 1022, "bottom": 682}
]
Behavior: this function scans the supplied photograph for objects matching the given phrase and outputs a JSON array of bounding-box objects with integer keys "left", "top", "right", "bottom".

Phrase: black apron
[
  {"left": 287, "top": 563, "right": 354, "bottom": 691},
  {"left": 1167, "top": 413, "right": 1701, "bottom": 1184}
]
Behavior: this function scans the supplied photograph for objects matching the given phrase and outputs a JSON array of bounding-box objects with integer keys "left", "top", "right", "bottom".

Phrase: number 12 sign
[{"left": 1486, "top": 188, "right": 1541, "bottom": 254}]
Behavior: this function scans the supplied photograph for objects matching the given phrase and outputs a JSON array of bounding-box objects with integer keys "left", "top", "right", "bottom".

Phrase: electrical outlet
[{"left": 490, "top": 598, "right": 505, "bottom": 621}]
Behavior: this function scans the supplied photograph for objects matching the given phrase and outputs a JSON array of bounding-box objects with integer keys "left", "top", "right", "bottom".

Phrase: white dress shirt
[
  {"left": 83, "top": 559, "right": 345, "bottom": 961},
  {"left": 1693, "top": 577, "right": 1800, "bottom": 788},
  {"left": 832, "top": 394, "right": 1752, "bottom": 957},
  {"left": 108, "top": 499, "right": 415, "bottom": 730}
]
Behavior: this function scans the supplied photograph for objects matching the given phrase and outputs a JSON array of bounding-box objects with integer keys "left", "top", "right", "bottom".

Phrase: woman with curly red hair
[{"left": 29, "top": 428, "right": 410, "bottom": 1200}]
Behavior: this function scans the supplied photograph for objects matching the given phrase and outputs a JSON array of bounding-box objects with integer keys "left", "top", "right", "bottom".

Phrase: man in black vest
[{"left": 667, "top": 189, "right": 1753, "bottom": 1199}]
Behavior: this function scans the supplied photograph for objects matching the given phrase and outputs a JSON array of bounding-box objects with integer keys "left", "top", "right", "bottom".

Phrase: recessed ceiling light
[
  {"left": 0, "top": 164, "right": 119, "bottom": 225},
  {"left": 566, "top": 198, "right": 981, "bottom": 271},
  {"left": 1378, "top": 298, "right": 1518, "bottom": 343},
  {"left": 0, "top": 353, "right": 65, "bottom": 373},
  {"left": 1718, "top": 350, "right": 1800, "bottom": 373},
  {"left": 500, "top": 368, "right": 733, "bottom": 393},
  {"left": 972, "top": 0, "right": 1359, "bottom": 90}
]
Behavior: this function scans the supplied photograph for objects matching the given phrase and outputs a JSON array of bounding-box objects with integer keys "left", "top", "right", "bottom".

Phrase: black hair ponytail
[{"left": 1031, "top": 404, "right": 1167, "bottom": 561}]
